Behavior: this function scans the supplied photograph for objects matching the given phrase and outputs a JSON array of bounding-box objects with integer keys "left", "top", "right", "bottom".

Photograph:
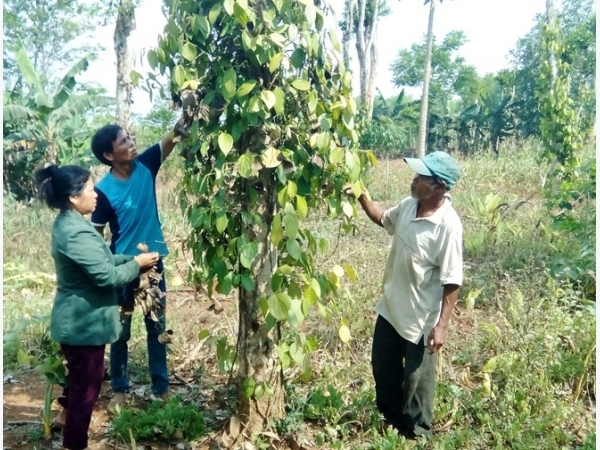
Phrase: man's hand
[
  {"left": 342, "top": 183, "right": 359, "bottom": 198},
  {"left": 427, "top": 323, "right": 448, "bottom": 354}
]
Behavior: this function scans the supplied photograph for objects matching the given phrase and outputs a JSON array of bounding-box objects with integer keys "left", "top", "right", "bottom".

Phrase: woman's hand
[{"left": 134, "top": 252, "right": 159, "bottom": 269}]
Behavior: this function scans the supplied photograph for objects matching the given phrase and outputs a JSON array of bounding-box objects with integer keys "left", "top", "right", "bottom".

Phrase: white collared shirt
[{"left": 375, "top": 195, "right": 463, "bottom": 345}]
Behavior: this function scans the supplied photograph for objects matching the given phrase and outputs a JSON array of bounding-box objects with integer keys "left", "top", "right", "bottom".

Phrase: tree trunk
[
  {"left": 365, "top": 25, "right": 378, "bottom": 120},
  {"left": 236, "top": 180, "right": 284, "bottom": 435},
  {"left": 113, "top": 0, "right": 136, "bottom": 129},
  {"left": 355, "top": 0, "right": 380, "bottom": 120},
  {"left": 342, "top": 0, "right": 356, "bottom": 71},
  {"left": 417, "top": 0, "right": 436, "bottom": 158}
]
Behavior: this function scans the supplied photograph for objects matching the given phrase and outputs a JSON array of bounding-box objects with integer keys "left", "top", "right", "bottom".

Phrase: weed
[{"left": 110, "top": 396, "right": 207, "bottom": 441}]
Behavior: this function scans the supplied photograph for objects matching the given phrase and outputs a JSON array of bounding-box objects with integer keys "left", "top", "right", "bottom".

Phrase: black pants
[{"left": 371, "top": 315, "right": 437, "bottom": 437}]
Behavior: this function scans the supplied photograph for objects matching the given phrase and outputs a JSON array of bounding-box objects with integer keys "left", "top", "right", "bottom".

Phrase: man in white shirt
[{"left": 346, "top": 151, "right": 463, "bottom": 438}]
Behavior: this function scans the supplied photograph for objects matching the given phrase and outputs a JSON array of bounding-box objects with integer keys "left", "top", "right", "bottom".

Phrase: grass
[{"left": 3, "top": 142, "right": 595, "bottom": 448}]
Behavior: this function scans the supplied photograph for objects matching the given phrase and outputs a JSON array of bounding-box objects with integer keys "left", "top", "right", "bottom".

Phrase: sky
[{"left": 79, "top": 0, "right": 548, "bottom": 115}]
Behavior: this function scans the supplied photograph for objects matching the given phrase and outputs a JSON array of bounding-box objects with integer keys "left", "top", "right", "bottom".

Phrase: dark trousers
[
  {"left": 58, "top": 344, "right": 105, "bottom": 450},
  {"left": 371, "top": 315, "right": 437, "bottom": 437},
  {"left": 111, "top": 258, "right": 169, "bottom": 396}
]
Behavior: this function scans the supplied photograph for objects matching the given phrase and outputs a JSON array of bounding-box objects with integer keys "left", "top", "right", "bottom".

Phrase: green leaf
[
  {"left": 181, "top": 42, "right": 197, "bottom": 61},
  {"left": 330, "top": 147, "right": 344, "bottom": 165},
  {"left": 238, "top": 153, "right": 254, "bottom": 178},
  {"left": 271, "top": 214, "right": 284, "bottom": 246},
  {"left": 287, "top": 181, "right": 297, "bottom": 198},
  {"left": 208, "top": 3, "right": 221, "bottom": 24},
  {"left": 147, "top": 50, "right": 158, "bottom": 69},
  {"left": 261, "top": 147, "right": 282, "bottom": 168},
  {"left": 316, "top": 132, "right": 330, "bottom": 151},
  {"left": 278, "top": 265, "right": 294, "bottom": 276},
  {"left": 308, "top": 90, "right": 318, "bottom": 113},
  {"left": 215, "top": 212, "right": 228, "bottom": 234},
  {"left": 242, "top": 377, "right": 255, "bottom": 399},
  {"left": 269, "top": 33, "right": 286, "bottom": 47},
  {"left": 198, "top": 329, "right": 211, "bottom": 340},
  {"left": 296, "top": 196, "right": 307, "bottom": 220},
  {"left": 173, "top": 65, "right": 186, "bottom": 87},
  {"left": 222, "top": 68, "right": 237, "bottom": 101},
  {"left": 218, "top": 132, "right": 234, "bottom": 156},
  {"left": 237, "top": 81, "right": 256, "bottom": 97},
  {"left": 273, "top": 87, "right": 285, "bottom": 114},
  {"left": 288, "top": 24, "right": 298, "bottom": 40},
  {"left": 268, "top": 293, "right": 290, "bottom": 320},
  {"left": 233, "top": 1, "right": 250, "bottom": 25},
  {"left": 277, "top": 186, "right": 288, "bottom": 206},
  {"left": 310, "top": 278, "right": 321, "bottom": 298},
  {"left": 260, "top": 90, "right": 277, "bottom": 110},
  {"left": 284, "top": 213, "right": 298, "bottom": 240},
  {"left": 305, "top": 4, "right": 316, "bottom": 26},
  {"left": 343, "top": 264, "right": 358, "bottom": 282},
  {"left": 328, "top": 29, "right": 341, "bottom": 52},
  {"left": 275, "top": 344, "right": 291, "bottom": 368},
  {"left": 196, "top": 15, "right": 210, "bottom": 37},
  {"left": 242, "top": 29, "right": 254, "bottom": 51},
  {"left": 319, "top": 116, "right": 332, "bottom": 131},
  {"left": 318, "top": 238, "right": 329, "bottom": 255},
  {"left": 286, "top": 239, "right": 302, "bottom": 260},
  {"left": 342, "top": 109, "right": 354, "bottom": 129},
  {"left": 291, "top": 79, "right": 310, "bottom": 91},
  {"left": 223, "top": 0, "right": 234, "bottom": 15},
  {"left": 269, "top": 52, "right": 283, "bottom": 73},
  {"left": 342, "top": 201, "right": 354, "bottom": 218},
  {"left": 288, "top": 299, "right": 305, "bottom": 328},
  {"left": 15, "top": 44, "right": 42, "bottom": 93},
  {"left": 240, "top": 241, "right": 259, "bottom": 269},
  {"left": 482, "top": 356, "right": 499, "bottom": 374},
  {"left": 290, "top": 48, "right": 306, "bottom": 69}
]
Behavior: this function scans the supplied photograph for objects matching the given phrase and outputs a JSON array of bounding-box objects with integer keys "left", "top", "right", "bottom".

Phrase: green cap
[{"left": 404, "top": 151, "right": 462, "bottom": 190}]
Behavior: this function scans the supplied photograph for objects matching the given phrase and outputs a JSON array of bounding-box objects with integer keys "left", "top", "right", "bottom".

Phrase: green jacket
[{"left": 50, "top": 209, "right": 140, "bottom": 346}]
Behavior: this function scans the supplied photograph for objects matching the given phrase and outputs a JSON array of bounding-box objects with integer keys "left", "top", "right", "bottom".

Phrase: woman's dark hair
[
  {"left": 34, "top": 164, "right": 91, "bottom": 210},
  {"left": 91, "top": 124, "right": 122, "bottom": 166}
]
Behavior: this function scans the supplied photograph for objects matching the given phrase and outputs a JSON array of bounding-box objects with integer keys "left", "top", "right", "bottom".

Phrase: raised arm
[{"left": 343, "top": 185, "right": 386, "bottom": 227}]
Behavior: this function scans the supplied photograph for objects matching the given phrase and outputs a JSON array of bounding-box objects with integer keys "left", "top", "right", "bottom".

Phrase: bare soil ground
[{"left": 3, "top": 290, "right": 234, "bottom": 450}]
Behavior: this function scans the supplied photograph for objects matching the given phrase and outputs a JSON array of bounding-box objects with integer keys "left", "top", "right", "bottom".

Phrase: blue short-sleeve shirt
[{"left": 91, "top": 143, "right": 169, "bottom": 257}]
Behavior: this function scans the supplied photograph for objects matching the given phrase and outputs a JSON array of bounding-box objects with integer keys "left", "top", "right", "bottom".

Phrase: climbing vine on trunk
[{"left": 149, "top": 0, "right": 374, "bottom": 437}]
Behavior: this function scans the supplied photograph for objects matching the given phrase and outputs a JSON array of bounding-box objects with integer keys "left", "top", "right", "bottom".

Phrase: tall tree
[
  {"left": 341, "top": 0, "right": 389, "bottom": 120},
  {"left": 355, "top": 0, "right": 380, "bottom": 120},
  {"left": 150, "top": 0, "right": 370, "bottom": 438},
  {"left": 416, "top": 0, "right": 439, "bottom": 157},
  {"left": 113, "top": 0, "right": 137, "bottom": 128},
  {"left": 3, "top": 0, "right": 102, "bottom": 86}
]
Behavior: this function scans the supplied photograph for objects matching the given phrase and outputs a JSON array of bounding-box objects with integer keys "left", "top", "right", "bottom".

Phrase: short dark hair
[
  {"left": 91, "top": 124, "right": 122, "bottom": 166},
  {"left": 34, "top": 164, "right": 91, "bottom": 210}
]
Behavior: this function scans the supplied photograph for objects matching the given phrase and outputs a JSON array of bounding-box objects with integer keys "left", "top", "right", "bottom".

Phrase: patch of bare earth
[{"left": 3, "top": 290, "right": 320, "bottom": 450}]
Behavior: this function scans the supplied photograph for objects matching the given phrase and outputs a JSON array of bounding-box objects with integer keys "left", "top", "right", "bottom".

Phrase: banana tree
[
  {"left": 456, "top": 103, "right": 483, "bottom": 153},
  {"left": 481, "top": 82, "right": 515, "bottom": 156},
  {"left": 3, "top": 44, "right": 114, "bottom": 199}
]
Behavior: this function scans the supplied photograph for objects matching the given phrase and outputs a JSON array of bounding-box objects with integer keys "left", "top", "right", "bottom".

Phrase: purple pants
[{"left": 57, "top": 344, "right": 105, "bottom": 450}]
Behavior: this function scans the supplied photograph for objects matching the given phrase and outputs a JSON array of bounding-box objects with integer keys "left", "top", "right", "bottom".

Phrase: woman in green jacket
[{"left": 35, "top": 164, "right": 159, "bottom": 450}]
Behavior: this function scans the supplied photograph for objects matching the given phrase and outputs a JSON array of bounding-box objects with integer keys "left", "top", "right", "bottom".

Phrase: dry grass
[{"left": 3, "top": 143, "right": 595, "bottom": 449}]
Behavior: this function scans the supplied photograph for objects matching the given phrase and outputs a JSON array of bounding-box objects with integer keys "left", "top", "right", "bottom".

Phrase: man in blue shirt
[{"left": 90, "top": 124, "right": 183, "bottom": 409}]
